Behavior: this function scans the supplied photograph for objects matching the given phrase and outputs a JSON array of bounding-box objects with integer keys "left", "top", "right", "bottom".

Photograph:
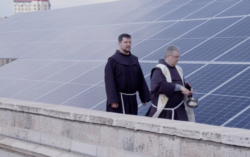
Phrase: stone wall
[{"left": 0, "top": 98, "right": 250, "bottom": 157}]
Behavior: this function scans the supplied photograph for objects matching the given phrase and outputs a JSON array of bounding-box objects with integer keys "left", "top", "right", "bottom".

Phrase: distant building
[
  {"left": 14, "top": 0, "right": 51, "bottom": 14},
  {"left": 0, "top": 59, "right": 16, "bottom": 67}
]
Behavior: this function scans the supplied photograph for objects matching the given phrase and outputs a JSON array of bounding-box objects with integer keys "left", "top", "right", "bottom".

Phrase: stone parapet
[{"left": 0, "top": 98, "right": 249, "bottom": 157}]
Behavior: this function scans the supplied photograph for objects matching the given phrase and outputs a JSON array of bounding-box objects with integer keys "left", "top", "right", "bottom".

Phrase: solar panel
[
  {"left": 213, "top": 68, "right": 250, "bottom": 97},
  {"left": 216, "top": 0, "right": 250, "bottom": 17},
  {"left": 142, "top": 38, "right": 206, "bottom": 60},
  {"left": 224, "top": 108, "right": 250, "bottom": 129},
  {"left": 156, "top": 3, "right": 210, "bottom": 21},
  {"left": 181, "top": 37, "right": 247, "bottom": 61},
  {"left": 195, "top": 95, "right": 250, "bottom": 126},
  {"left": 216, "top": 39, "right": 250, "bottom": 61},
  {"left": 185, "top": 64, "right": 249, "bottom": 93},
  {"left": 182, "top": 18, "right": 241, "bottom": 38},
  {"left": 0, "top": 0, "right": 250, "bottom": 130},
  {"left": 185, "top": 0, "right": 240, "bottom": 19},
  {"left": 35, "top": 84, "right": 90, "bottom": 105}
]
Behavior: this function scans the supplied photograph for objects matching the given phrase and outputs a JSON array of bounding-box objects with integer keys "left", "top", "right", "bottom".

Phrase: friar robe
[
  {"left": 146, "top": 59, "right": 189, "bottom": 121},
  {"left": 105, "top": 50, "right": 151, "bottom": 115}
]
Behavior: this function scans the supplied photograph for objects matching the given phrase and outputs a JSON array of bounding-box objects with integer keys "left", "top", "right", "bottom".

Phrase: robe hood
[
  {"left": 111, "top": 50, "right": 138, "bottom": 66},
  {"left": 159, "top": 59, "right": 175, "bottom": 69}
]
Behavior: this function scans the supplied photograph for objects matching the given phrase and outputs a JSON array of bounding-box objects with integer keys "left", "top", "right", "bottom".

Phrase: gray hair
[{"left": 165, "top": 45, "right": 180, "bottom": 57}]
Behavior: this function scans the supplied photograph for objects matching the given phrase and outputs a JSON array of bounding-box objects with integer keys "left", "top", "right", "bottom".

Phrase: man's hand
[
  {"left": 190, "top": 88, "right": 194, "bottom": 94},
  {"left": 111, "top": 103, "right": 119, "bottom": 108},
  {"left": 180, "top": 86, "right": 192, "bottom": 96}
]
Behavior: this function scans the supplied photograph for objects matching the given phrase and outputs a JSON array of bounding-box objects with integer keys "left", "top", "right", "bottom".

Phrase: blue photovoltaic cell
[
  {"left": 45, "top": 62, "right": 103, "bottom": 83},
  {"left": 55, "top": 27, "right": 94, "bottom": 42},
  {"left": 132, "top": 6, "right": 179, "bottom": 22},
  {"left": 195, "top": 95, "right": 250, "bottom": 126},
  {"left": 22, "top": 42, "right": 66, "bottom": 58},
  {"left": 100, "top": 23, "right": 146, "bottom": 40},
  {"left": 0, "top": 43, "right": 12, "bottom": 52},
  {"left": 8, "top": 42, "right": 49, "bottom": 58},
  {"left": 23, "top": 61, "right": 76, "bottom": 81},
  {"left": 41, "top": 42, "right": 90, "bottom": 59},
  {"left": 114, "top": 0, "right": 150, "bottom": 12},
  {"left": 132, "top": 22, "right": 174, "bottom": 40},
  {"left": 62, "top": 41, "right": 115, "bottom": 59},
  {"left": 213, "top": 69, "right": 250, "bottom": 97},
  {"left": 2, "top": 60, "right": 53, "bottom": 79},
  {"left": 132, "top": 40, "right": 172, "bottom": 59},
  {"left": 150, "top": 20, "right": 205, "bottom": 39},
  {"left": 185, "top": 64, "right": 249, "bottom": 93},
  {"left": 216, "top": 17, "right": 250, "bottom": 38},
  {"left": 6, "top": 31, "right": 39, "bottom": 43},
  {"left": 225, "top": 108, "right": 250, "bottom": 129},
  {"left": 84, "top": 42, "right": 119, "bottom": 60},
  {"left": 185, "top": 0, "right": 239, "bottom": 19},
  {"left": 161, "top": 0, "right": 189, "bottom": 6},
  {"left": 35, "top": 84, "right": 90, "bottom": 105},
  {"left": 0, "top": 31, "right": 26, "bottom": 43},
  {"left": 0, "top": 43, "right": 30, "bottom": 58},
  {"left": 109, "top": 8, "right": 153, "bottom": 24},
  {"left": 89, "top": 10, "right": 129, "bottom": 25},
  {"left": 36, "top": 29, "right": 77, "bottom": 42},
  {"left": 138, "top": 0, "right": 168, "bottom": 9},
  {"left": 0, "top": 60, "right": 32, "bottom": 75},
  {"left": 11, "top": 81, "right": 62, "bottom": 101},
  {"left": 216, "top": 0, "right": 250, "bottom": 17},
  {"left": 18, "top": 30, "right": 54, "bottom": 43},
  {"left": 157, "top": 3, "right": 209, "bottom": 21},
  {"left": 62, "top": 86, "right": 106, "bottom": 108},
  {"left": 139, "top": 63, "right": 156, "bottom": 76},
  {"left": 179, "top": 63, "right": 205, "bottom": 78},
  {"left": 0, "top": 80, "right": 38, "bottom": 98},
  {"left": 215, "top": 39, "right": 250, "bottom": 62},
  {"left": 50, "top": 16, "right": 88, "bottom": 29},
  {"left": 181, "top": 37, "right": 247, "bottom": 61},
  {"left": 86, "top": 40, "right": 142, "bottom": 60},
  {"left": 94, "top": 101, "right": 106, "bottom": 111},
  {"left": 80, "top": 25, "right": 123, "bottom": 41},
  {"left": 182, "top": 18, "right": 240, "bottom": 38},
  {"left": 142, "top": 38, "right": 205, "bottom": 60},
  {"left": 188, "top": 0, "right": 213, "bottom": 4},
  {"left": 71, "top": 66, "right": 105, "bottom": 85},
  {"left": 0, "top": 78, "right": 17, "bottom": 89}
]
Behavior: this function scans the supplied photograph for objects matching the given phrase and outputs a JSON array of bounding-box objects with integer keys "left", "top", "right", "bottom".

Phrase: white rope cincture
[
  {"left": 152, "top": 101, "right": 184, "bottom": 120},
  {"left": 119, "top": 92, "right": 137, "bottom": 114}
]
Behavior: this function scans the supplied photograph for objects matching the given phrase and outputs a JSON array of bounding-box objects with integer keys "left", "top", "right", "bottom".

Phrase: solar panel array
[{"left": 0, "top": 0, "right": 250, "bottom": 129}]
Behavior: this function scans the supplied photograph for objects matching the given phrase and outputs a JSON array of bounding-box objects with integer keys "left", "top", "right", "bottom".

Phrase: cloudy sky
[{"left": 0, "top": 0, "right": 118, "bottom": 18}]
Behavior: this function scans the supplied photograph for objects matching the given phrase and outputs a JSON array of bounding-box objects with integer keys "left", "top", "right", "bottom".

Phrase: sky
[{"left": 0, "top": 0, "right": 118, "bottom": 18}]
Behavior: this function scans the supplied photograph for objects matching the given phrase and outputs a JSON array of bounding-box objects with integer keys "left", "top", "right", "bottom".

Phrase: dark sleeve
[
  {"left": 138, "top": 64, "right": 151, "bottom": 103},
  {"left": 104, "top": 58, "right": 120, "bottom": 105},
  {"left": 151, "top": 68, "right": 176, "bottom": 98}
]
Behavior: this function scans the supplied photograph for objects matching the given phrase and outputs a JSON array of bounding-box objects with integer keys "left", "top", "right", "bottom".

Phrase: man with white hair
[{"left": 146, "top": 46, "right": 195, "bottom": 121}]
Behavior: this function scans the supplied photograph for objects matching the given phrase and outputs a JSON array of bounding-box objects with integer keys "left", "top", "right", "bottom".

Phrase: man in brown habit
[
  {"left": 104, "top": 33, "right": 151, "bottom": 115},
  {"left": 146, "top": 46, "right": 195, "bottom": 122}
]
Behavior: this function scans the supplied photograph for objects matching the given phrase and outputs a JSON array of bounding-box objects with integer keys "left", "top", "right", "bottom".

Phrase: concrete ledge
[
  {"left": 0, "top": 98, "right": 250, "bottom": 157},
  {"left": 0, "top": 135, "right": 86, "bottom": 157}
]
